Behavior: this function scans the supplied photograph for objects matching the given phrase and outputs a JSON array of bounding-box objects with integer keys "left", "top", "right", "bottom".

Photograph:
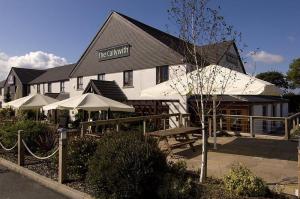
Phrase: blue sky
[{"left": 0, "top": 0, "right": 299, "bottom": 79}]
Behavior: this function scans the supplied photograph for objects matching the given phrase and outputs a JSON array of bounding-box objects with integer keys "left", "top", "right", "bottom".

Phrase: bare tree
[{"left": 167, "top": 0, "right": 246, "bottom": 182}]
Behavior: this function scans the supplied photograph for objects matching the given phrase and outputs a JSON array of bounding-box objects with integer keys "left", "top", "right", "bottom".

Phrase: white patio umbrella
[
  {"left": 141, "top": 64, "right": 282, "bottom": 97},
  {"left": 141, "top": 64, "right": 282, "bottom": 149},
  {"left": 43, "top": 93, "right": 135, "bottom": 120},
  {"left": 3, "top": 94, "right": 58, "bottom": 120}
]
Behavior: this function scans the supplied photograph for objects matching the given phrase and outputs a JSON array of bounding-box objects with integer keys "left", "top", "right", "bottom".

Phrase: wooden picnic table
[{"left": 148, "top": 127, "right": 201, "bottom": 154}]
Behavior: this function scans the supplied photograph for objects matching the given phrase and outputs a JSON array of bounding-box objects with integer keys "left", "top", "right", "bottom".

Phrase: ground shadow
[
  {"left": 173, "top": 137, "right": 298, "bottom": 161},
  {"left": 210, "top": 137, "right": 297, "bottom": 161}
]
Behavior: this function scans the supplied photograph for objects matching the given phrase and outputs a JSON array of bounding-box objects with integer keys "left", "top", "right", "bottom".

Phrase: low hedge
[{"left": 0, "top": 120, "right": 57, "bottom": 153}]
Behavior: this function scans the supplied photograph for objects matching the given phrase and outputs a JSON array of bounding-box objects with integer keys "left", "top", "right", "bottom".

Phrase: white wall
[
  {"left": 69, "top": 64, "right": 187, "bottom": 100},
  {"left": 30, "top": 81, "right": 70, "bottom": 95}
]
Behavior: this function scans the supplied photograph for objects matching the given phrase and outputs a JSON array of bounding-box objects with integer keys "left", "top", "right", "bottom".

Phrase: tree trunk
[{"left": 199, "top": 96, "right": 207, "bottom": 182}]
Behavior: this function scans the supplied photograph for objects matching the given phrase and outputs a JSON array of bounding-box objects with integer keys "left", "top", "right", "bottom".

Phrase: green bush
[
  {"left": 66, "top": 137, "right": 98, "bottom": 180},
  {"left": 158, "top": 161, "right": 196, "bottom": 199},
  {"left": 223, "top": 163, "right": 268, "bottom": 197},
  {"left": 86, "top": 132, "right": 168, "bottom": 199},
  {"left": 0, "top": 120, "right": 57, "bottom": 152},
  {"left": 17, "top": 110, "right": 37, "bottom": 120},
  {"left": 0, "top": 108, "right": 15, "bottom": 120}
]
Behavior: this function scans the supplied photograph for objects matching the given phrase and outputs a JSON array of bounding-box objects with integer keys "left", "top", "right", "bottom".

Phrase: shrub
[
  {"left": 0, "top": 108, "right": 15, "bottom": 120},
  {"left": 158, "top": 161, "right": 196, "bottom": 199},
  {"left": 66, "top": 137, "right": 98, "bottom": 180},
  {"left": 17, "top": 110, "right": 37, "bottom": 121},
  {"left": 86, "top": 132, "right": 168, "bottom": 199},
  {"left": 223, "top": 163, "right": 268, "bottom": 197},
  {"left": 0, "top": 120, "right": 57, "bottom": 153}
]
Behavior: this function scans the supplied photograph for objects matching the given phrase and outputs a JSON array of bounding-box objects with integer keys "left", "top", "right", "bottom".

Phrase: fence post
[
  {"left": 219, "top": 117, "right": 223, "bottom": 131},
  {"left": 143, "top": 120, "right": 146, "bottom": 136},
  {"left": 250, "top": 116, "right": 255, "bottom": 138},
  {"left": 178, "top": 114, "right": 183, "bottom": 127},
  {"left": 163, "top": 118, "right": 166, "bottom": 130},
  {"left": 80, "top": 124, "right": 84, "bottom": 138},
  {"left": 116, "top": 121, "right": 119, "bottom": 132},
  {"left": 17, "top": 130, "right": 24, "bottom": 166},
  {"left": 285, "top": 118, "right": 290, "bottom": 140},
  {"left": 58, "top": 129, "right": 67, "bottom": 184}
]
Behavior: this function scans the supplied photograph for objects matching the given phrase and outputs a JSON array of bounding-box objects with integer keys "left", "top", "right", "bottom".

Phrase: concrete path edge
[{"left": 0, "top": 158, "right": 93, "bottom": 199}]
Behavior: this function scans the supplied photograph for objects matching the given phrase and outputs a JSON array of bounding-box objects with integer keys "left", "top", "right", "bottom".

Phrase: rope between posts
[
  {"left": 22, "top": 140, "right": 59, "bottom": 160},
  {"left": 0, "top": 141, "right": 18, "bottom": 151}
]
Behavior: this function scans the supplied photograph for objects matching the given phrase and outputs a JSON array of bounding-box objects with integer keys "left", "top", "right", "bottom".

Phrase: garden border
[{"left": 0, "top": 157, "right": 93, "bottom": 199}]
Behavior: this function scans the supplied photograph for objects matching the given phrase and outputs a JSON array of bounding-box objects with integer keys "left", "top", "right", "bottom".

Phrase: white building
[{"left": 0, "top": 11, "right": 289, "bottom": 133}]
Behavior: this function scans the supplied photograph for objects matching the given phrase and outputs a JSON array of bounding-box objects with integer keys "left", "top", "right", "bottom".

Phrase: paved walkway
[
  {"left": 0, "top": 165, "right": 69, "bottom": 199},
  {"left": 171, "top": 135, "right": 298, "bottom": 195}
]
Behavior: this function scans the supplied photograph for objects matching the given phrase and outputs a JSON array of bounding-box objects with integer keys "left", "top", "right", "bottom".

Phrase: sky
[{"left": 0, "top": 0, "right": 299, "bottom": 80}]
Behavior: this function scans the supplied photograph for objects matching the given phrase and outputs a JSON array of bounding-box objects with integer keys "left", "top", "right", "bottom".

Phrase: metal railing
[{"left": 205, "top": 112, "right": 300, "bottom": 139}]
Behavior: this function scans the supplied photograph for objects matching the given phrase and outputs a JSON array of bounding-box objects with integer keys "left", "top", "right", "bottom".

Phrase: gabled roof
[
  {"left": 12, "top": 67, "right": 46, "bottom": 84},
  {"left": 30, "top": 64, "right": 75, "bottom": 84},
  {"left": 83, "top": 80, "right": 127, "bottom": 102},
  {"left": 117, "top": 12, "right": 242, "bottom": 69},
  {"left": 70, "top": 11, "right": 245, "bottom": 77}
]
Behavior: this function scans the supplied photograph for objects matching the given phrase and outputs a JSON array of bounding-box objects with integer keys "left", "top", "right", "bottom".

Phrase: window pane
[
  {"left": 123, "top": 70, "right": 133, "bottom": 86},
  {"left": 156, "top": 66, "right": 169, "bottom": 84}
]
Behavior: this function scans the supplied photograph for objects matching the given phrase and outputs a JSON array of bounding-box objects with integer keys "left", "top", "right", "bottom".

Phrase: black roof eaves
[
  {"left": 29, "top": 79, "right": 70, "bottom": 85},
  {"left": 231, "top": 42, "right": 246, "bottom": 74}
]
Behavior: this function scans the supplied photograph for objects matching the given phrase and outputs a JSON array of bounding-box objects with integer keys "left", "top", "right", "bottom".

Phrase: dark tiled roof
[
  {"left": 30, "top": 64, "right": 75, "bottom": 84},
  {"left": 117, "top": 12, "right": 233, "bottom": 65},
  {"left": 70, "top": 11, "right": 241, "bottom": 77},
  {"left": 83, "top": 80, "right": 127, "bottom": 102},
  {"left": 44, "top": 92, "right": 70, "bottom": 100},
  {"left": 13, "top": 67, "right": 45, "bottom": 84}
]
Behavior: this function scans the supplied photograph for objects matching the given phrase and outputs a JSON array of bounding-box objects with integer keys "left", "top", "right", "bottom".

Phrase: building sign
[
  {"left": 8, "top": 75, "right": 14, "bottom": 85},
  {"left": 97, "top": 44, "right": 130, "bottom": 61}
]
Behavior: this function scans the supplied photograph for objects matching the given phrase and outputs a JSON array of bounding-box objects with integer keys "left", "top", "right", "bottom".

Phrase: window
[
  {"left": 60, "top": 81, "right": 65, "bottom": 92},
  {"left": 48, "top": 83, "right": 52, "bottom": 93},
  {"left": 43, "top": 83, "right": 45, "bottom": 94},
  {"left": 0, "top": 88, "right": 2, "bottom": 95},
  {"left": 77, "top": 76, "right": 83, "bottom": 90},
  {"left": 37, "top": 84, "right": 40, "bottom": 94},
  {"left": 123, "top": 70, "right": 133, "bottom": 87},
  {"left": 156, "top": 65, "right": 169, "bottom": 84},
  {"left": 97, "top": 73, "right": 105, "bottom": 81}
]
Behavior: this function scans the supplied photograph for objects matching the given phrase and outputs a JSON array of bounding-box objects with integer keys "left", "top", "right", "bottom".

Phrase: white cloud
[
  {"left": 0, "top": 51, "right": 68, "bottom": 80},
  {"left": 288, "top": 36, "right": 296, "bottom": 42},
  {"left": 247, "top": 50, "right": 284, "bottom": 64}
]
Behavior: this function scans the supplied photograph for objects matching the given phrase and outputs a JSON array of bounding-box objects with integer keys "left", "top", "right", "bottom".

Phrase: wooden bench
[
  {"left": 170, "top": 139, "right": 197, "bottom": 151},
  {"left": 148, "top": 127, "right": 201, "bottom": 154}
]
